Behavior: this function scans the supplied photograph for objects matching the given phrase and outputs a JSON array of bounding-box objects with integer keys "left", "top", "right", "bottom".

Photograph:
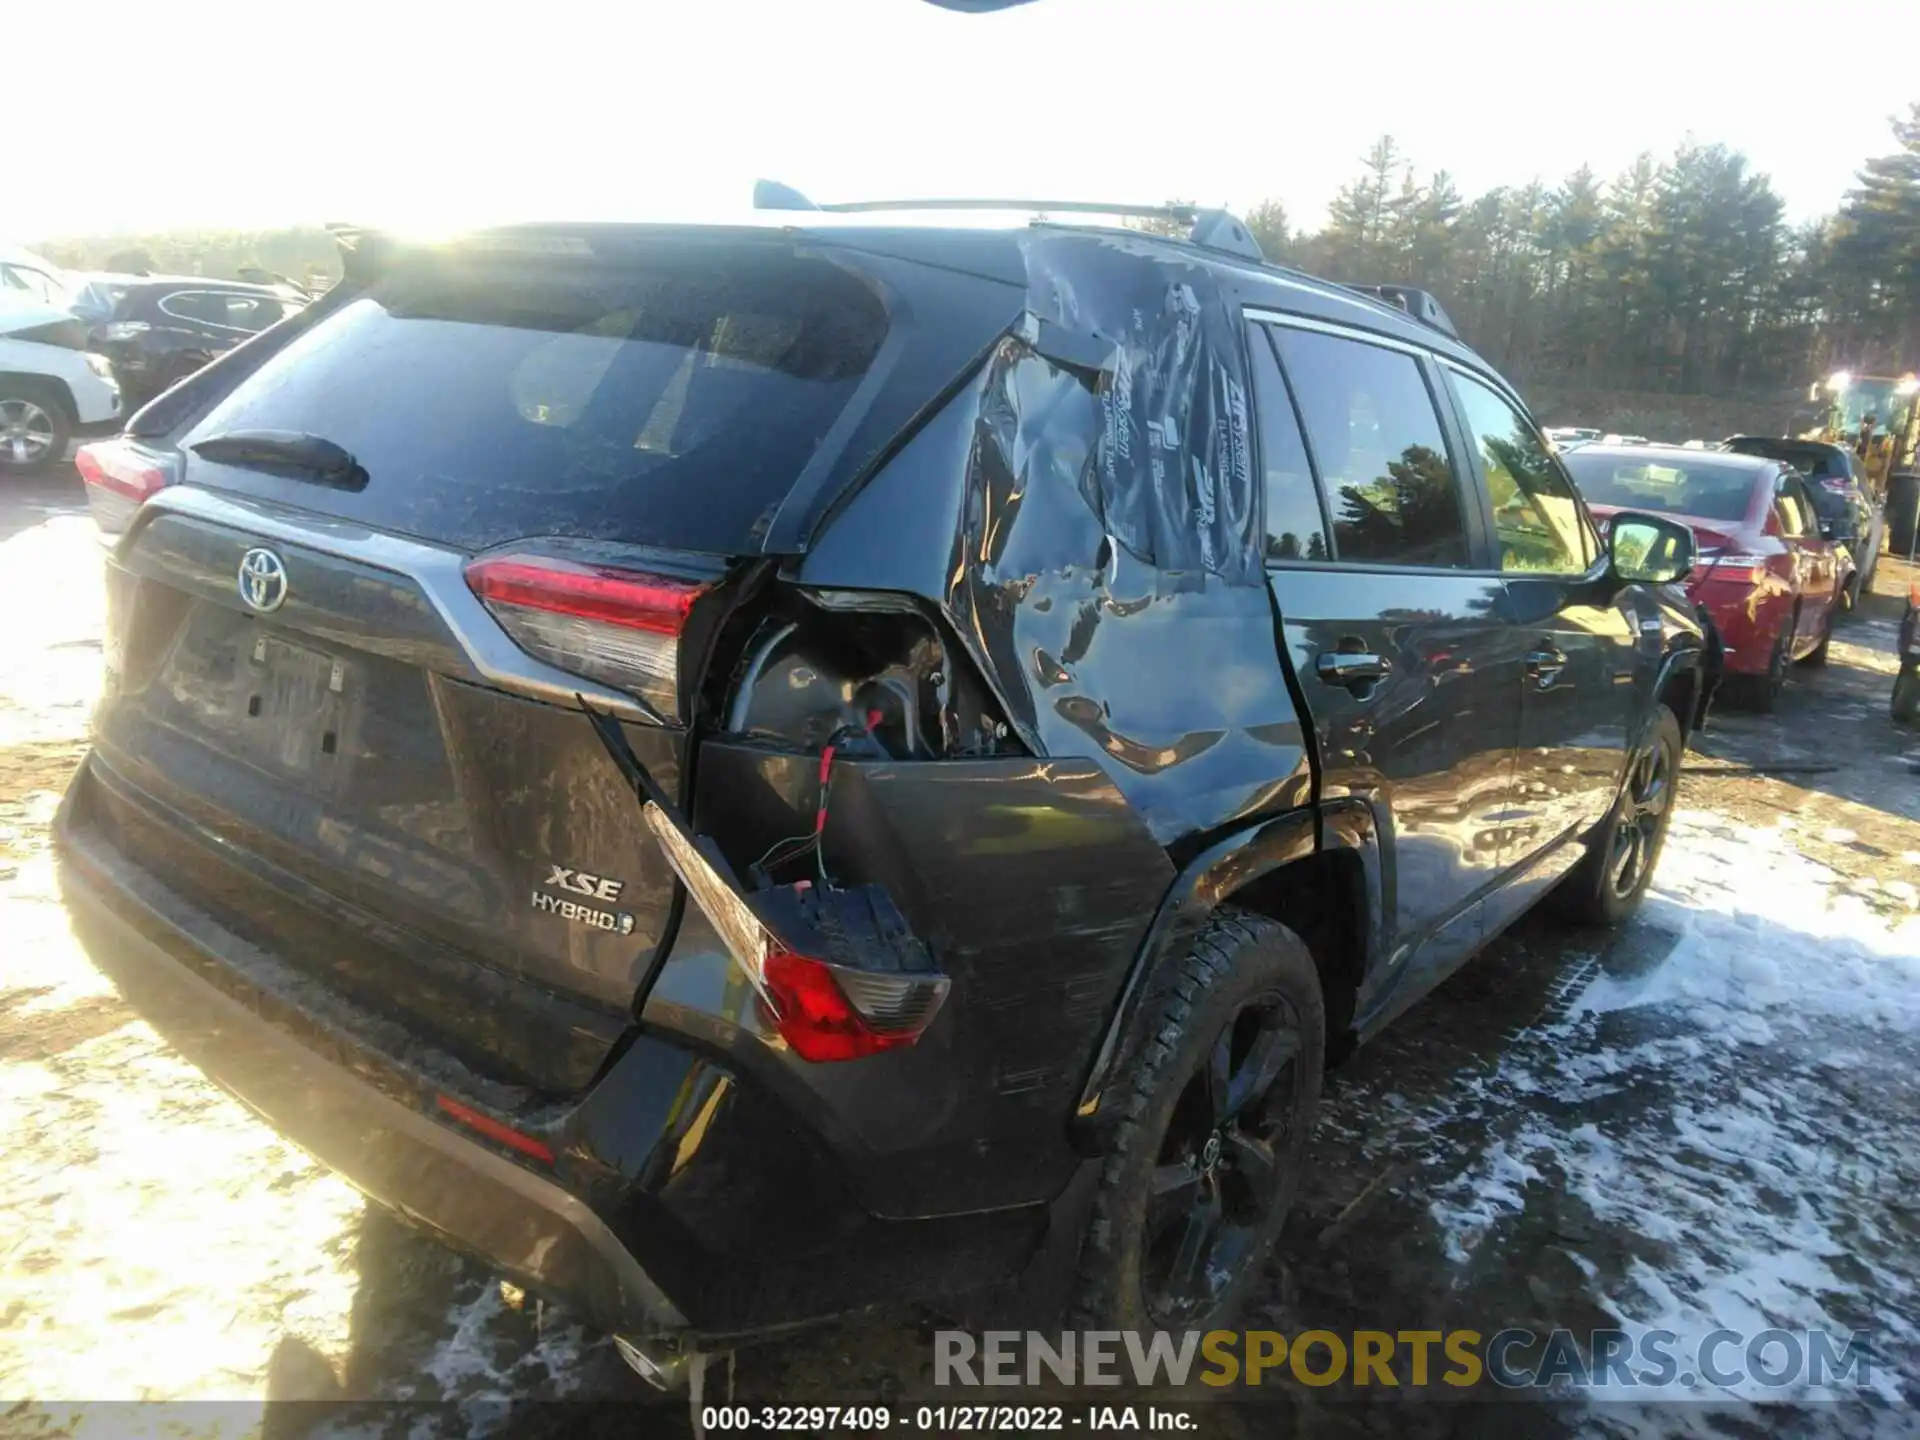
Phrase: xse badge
[{"left": 532, "top": 864, "right": 636, "bottom": 935}]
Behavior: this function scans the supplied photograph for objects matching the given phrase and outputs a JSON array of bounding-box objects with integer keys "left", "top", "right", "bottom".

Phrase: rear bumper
[
  {"left": 54, "top": 790, "right": 689, "bottom": 1341},
  {"left": 1689, "top": 585, "right": 1786, "bottom": 676},
  {"left": 55, "top": 750, "right": 1062, "bottom": 1341}
]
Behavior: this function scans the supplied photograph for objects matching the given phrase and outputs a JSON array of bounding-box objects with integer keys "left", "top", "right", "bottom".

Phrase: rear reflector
[
  {"left": 74, "top": 439, "right": 173, "bottom": 536},
  {"left": 640, "top": 800, "right": 948, "bottom": 1062},
  {"left": 465, "top": 554, "right": 708, "bottom": 717},
  {"left": 434, "top": 1095, "right": 556, "bottom": 1164}
]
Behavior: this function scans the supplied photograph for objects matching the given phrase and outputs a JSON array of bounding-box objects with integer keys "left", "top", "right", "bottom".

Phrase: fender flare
[
  {"left": 0, "top": 371, "right": 78, "bottom": 423},
  {"left": 1597, "top": 640, "right": 1705, "bottom": 820},
  {"left": 1652, "top": 639, "right": 1707, "bottom": 736},
  {"left": 1071, "top": 798, "right": 1383, "bottom": 1146}
]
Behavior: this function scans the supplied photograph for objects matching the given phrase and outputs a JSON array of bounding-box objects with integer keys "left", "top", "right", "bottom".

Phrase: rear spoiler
[{"left": 1338, "top": 284, "right": 1460, "bottom": 341}]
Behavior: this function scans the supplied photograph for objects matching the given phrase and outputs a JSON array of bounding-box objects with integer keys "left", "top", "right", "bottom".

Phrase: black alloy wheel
[
  {"left": 1070, "top": 912, "right": 1324, "bottom": 1332},
  {"left": 1141, "top": 996, "right": 1301, "bottom": 1324},
  {"left": 1606, "top": 736, "right": 1673, "bottom": 901}
]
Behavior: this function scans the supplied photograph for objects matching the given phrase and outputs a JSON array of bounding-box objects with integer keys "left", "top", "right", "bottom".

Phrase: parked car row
[
  {"left": 0, "top": 242, "right": 306, "bottom": 474},
  {"left": 1561, "top": 441, "right": 1866, "bottom": 711}
]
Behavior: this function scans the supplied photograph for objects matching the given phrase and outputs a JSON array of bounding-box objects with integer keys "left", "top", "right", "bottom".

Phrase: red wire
[{"left": 814, "top": 745, "right": 836, "bottom": 837}]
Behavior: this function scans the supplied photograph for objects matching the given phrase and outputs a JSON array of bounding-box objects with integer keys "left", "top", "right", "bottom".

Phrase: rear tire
[
  {"left": 1071, "top": 911, "right": 1323, "bottom": 1331},
  {"left": 1731, "top": 620, "right": 1790, "bottom": 711},
  {"left": 0, "top": 384, "right": 71, "bottom": 476},
  {"left": 1800, "top": 606, "right": 1833, "bottom": 666},
  {"left": 1554, "top": 705, "right": 1682, "bottom": 928},
  {"left": 1894, "top": 665, "right": 1920, "bottom": 727}
]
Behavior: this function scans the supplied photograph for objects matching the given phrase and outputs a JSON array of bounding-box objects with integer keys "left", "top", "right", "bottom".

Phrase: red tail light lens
[
  {"left": 763, "top": 948, "right": 947, "bottom": 1062},
  {"left": 75, "top": 439, "right": 173, "bottom": 536},
  {"left": 639, "top": 801, "right": 949, "bottom": 1062},
  {"left": 466, "top": 553, "right": 708, "bottom": 716}
]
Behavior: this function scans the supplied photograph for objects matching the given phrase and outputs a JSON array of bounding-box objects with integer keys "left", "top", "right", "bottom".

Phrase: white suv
[{"left": 0, "top": 294, "right": 123, "bottom": 474}]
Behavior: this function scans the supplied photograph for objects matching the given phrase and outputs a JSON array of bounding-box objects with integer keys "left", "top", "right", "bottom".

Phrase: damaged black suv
[{"left": 56, "top": 195, "right": 1709, "bottom": 1372}]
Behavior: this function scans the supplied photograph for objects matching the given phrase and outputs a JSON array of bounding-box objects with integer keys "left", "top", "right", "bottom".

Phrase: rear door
[
  {"left": 1250, "top": 316, "right": 1521, "bottom": 1012},
  {"left": 1442, "top": 366, "right": 1634, "bottom": 913}
]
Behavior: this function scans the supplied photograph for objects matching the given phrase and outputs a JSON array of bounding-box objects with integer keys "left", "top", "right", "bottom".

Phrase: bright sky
[{"left": 17, "top": 0, "right": 1913, "bottom": 240}]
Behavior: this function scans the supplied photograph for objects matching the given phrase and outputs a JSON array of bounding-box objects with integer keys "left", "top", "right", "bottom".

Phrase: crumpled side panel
[
  {"left": 1021, "top": 230, "right": 1261, "bottom": 586},
  {"left": 945, "top": 237, "right": 1309, "bottom": 845}
]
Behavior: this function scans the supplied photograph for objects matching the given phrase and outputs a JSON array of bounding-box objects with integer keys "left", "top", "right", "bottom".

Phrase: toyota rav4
[{"left": 56, "top": 199, "right": 1710, "bottom": 1376}]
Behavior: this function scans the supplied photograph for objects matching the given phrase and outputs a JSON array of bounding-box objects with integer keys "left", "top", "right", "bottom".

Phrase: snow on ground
[{"left": 1426, "top": 807, "right": 1920, "bottom": 1410}]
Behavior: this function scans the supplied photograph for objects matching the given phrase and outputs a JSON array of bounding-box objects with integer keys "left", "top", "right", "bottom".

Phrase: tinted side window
[
  {"left": 1449, "top": 370, "right": 1594, "bottom": 573},
  {"left": 1247, "top": 325, "right": 1330, "bottom": 562},
  {"left": 159, "top": 291, "right": 222, "bottom": 325},
  {"left": 221, "top": 295, "right": 285, "bottom": 331},
  {"left": 1272, "top": 327, "right": 1470, "bottom": 568},
  {"left": 2, "top": 265, "right": 61, "bottom": 304}
]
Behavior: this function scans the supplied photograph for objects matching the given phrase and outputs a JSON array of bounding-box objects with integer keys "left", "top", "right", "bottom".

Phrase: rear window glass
[
  {"left": 1723, "top": 438, "right": 1847, "bottom": 481},
  {"left": 180, "top": 245, "right": 888, "bottom": 554},
  {"left": 1562, "top": 453, "right": 1758, "bottom": 524}
]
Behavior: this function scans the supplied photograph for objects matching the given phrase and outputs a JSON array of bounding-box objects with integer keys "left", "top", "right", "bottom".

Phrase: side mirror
[{"left": 1608, "top": 511, "right": 1695, "bottom": 586}]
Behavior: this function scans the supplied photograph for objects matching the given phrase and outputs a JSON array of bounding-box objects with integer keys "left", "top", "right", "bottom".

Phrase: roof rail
[
  {"left": 1339, "top": 284, "right": 1460, "bottom": 341},
  {"left": 751, "top": 181, "right": 1267, "bottom": 262}
]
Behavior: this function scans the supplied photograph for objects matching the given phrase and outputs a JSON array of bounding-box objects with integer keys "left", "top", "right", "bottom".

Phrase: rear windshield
[
  {"left": 1562, "top": 452, "right": 1758, "bottom": 523},
  {"left": 180, "top": 244, "right": 889, "bottom": 554},
  {"left": 1723, "top": 438, "right": 1848, "bottom": 481}
]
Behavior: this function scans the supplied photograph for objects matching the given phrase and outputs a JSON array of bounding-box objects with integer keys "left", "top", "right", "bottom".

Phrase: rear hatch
[{"left": 78, "top": 227, "right": 1018, "bottom": 1093}]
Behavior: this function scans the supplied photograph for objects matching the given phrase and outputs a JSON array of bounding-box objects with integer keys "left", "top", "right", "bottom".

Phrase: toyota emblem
[{"left": 237, "top": 548, "right": 289, "bottom": 613}]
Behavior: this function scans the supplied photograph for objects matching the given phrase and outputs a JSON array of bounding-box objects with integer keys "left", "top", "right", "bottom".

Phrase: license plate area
[{"left": 228, "top": 631, "right": 359, "bottom": 787}]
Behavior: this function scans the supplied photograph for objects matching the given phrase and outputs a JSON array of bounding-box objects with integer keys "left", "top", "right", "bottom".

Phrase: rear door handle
[
  {"left": 1316, "top": 650, "right": 1390, "bottom": 689},
  {"left": 1526, "top": 647, "right": 1568, "bottom": 687}
]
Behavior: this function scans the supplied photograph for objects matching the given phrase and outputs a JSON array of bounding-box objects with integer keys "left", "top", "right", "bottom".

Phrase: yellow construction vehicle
[{"left": 1800, "top": 370, "right": 1920, "bottom": 498}]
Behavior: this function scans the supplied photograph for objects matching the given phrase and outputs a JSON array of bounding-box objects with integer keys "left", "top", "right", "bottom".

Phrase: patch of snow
[
  {"left": 1423, "top": 806, "right": 1920, "bottom": 1408},
  {"left": 1571, "top": 811, "right": 1920, "bottom": 1033}
]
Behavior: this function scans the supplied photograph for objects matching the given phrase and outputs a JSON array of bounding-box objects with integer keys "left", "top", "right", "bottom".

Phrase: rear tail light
[
  {"left": 74, "top": 439, "right": 174, "bottom": 536},
  {"left": 640, "top": 801, "right": 949, "bottom": 1062},
  {"left": 465, "top": 553, "right": 708, "bottom": 716},
  {"left": 1691, "top": 553, "right": 1767, "bottom": 586}
]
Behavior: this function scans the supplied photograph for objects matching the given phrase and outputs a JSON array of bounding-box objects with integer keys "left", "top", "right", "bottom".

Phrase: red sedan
[{"left": 1563, "top": 445, "right": 1843, "bottom": 710}]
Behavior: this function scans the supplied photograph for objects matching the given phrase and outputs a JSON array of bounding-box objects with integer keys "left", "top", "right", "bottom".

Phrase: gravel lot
[{"left": 2, "top": 468, "right": 1917, "bottom": 1438}]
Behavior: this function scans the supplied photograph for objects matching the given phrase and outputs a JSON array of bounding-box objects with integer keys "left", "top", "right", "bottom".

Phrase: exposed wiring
[
  {"left": 811, "top": 710, "right": 882, "bottom": 885},
  {"left": 749, "top": 709, "right": 885, "bottom": 886}
]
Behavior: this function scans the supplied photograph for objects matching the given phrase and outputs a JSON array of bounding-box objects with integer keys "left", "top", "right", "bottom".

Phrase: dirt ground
[{"left": 2, "top": 469, "right": 1917, "bottom": 1439}]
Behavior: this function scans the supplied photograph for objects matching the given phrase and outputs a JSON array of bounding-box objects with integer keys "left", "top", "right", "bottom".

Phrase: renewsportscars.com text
[{"left": 935, "top": 1328, "right": 1876, "bottom": 1391}]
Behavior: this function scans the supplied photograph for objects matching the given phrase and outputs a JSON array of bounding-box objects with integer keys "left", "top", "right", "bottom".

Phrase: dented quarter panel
[
  {"left": 806, "top": 234, "right": 1312, "bottom": 847},
  {"left": 645, "top": 742, "right": 1175, "bottom": 1218}
]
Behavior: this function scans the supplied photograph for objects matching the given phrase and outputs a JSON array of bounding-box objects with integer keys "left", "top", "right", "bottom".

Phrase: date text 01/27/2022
[{"left": 696, "top": 1406, "right": 1197, "bottom": 1431}]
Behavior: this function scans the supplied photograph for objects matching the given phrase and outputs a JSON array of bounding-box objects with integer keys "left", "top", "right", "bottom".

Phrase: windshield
[
  {"left": 1562, "top": 452, "right": 1759, "bottom": 523},
  {"left": 1833, "top": 378, "right": 1917, "bottom": 436}
]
